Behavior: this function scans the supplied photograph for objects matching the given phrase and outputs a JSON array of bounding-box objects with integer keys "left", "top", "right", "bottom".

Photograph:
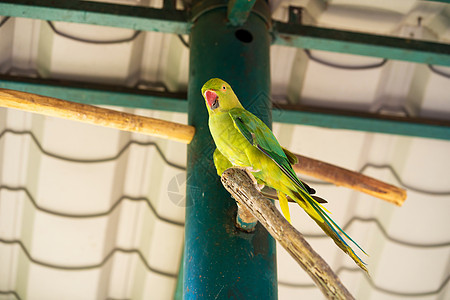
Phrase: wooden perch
[
  {"left": 0, "top": 88, "right": 406, "bottom": 205},
  {"left": 293, "top": 154, "right": 406, "bottom": 206},
  {"left": 221, "top": 168, "right": 354, "bottom": 300},
  {"left": 0, "top": 88, "right": 195, "bottom": 144}
]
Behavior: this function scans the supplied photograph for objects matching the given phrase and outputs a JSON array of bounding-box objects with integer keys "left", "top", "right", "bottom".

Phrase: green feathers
[{"left": 202, "top": 78, "right": 368, "bottom": 273}]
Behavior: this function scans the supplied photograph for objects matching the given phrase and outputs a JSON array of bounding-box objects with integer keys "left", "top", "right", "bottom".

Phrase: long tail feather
[
  {"left": 277, "top": 191, "right": 291, "bottom": 223},
  {"left": 292, "top": 188, "right": 368, "bottom": 273},
  {"left": 310, "top": 199, "right": 368, "bottom": 255},
  {"left": 308, "top": 200, "right": 368, "bottom": 271}
]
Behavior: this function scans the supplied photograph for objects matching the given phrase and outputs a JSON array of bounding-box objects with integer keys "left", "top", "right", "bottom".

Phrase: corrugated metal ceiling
[{"left": 1, "top": 0, "right": 449, "bottom": 299}]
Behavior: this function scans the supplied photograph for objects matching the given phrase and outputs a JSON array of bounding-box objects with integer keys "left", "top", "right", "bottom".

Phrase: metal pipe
[{"left": 183, "top": 0, "right": 277, "bottom": 298}]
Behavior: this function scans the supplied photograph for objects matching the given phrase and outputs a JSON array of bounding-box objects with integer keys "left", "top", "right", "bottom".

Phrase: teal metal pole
[{"left": 184, "top": 0, "right": 277, "bottom": 298}]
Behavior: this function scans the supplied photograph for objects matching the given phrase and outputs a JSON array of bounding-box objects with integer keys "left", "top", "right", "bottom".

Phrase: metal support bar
[
  {"left": 273, "top": 104, "right": 450, "bottom": 140},
  {"left": 0, "top": 76, "right": 448, "bottom": 140},
  {"left": 0, "top": 76, "right": 449, "bottom": 140},
  {"left": 227, "top": 0, "right": 257, "bottom": 26},
  {"left": 0, "top": 0, "right": 189, "bottom": 34},
  {"left": 0, "top": 76, "right": 187, "bottom": 112},
  {"left": 273, "top": 21, "right": 450, "bottom": 67},
  {"left": 1, "top": 0, "right": 449, "bottom": 66},
  {"left": 184, "top": 0, "right": 276, "bottom": 298}
]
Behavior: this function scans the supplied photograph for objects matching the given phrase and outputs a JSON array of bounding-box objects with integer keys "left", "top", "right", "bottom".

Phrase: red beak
[{"left": 204, "top": 90, "right": 218, "bottom": 108}]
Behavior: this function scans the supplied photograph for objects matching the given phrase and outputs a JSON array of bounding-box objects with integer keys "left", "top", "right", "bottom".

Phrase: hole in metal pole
[{"left": 235, "top": 29, "right": 253, "bottom": 43}]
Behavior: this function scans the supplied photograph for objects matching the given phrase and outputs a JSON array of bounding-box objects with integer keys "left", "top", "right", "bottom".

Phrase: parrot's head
[{"left": 201, "top": 78, "right": 243, "bottom": 114}]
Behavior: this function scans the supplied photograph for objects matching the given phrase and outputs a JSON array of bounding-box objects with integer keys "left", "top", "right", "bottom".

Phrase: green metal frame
[
  {"left": 1, "top": 76, "right": 449, "bottom": 140},
  {"left": 0, "top": 1, "right": 449, "bottom": 299},
  {"left": 273, "top": 22, "right": 450, "bottom": 66},
  {"left": 1, "top": 0, "right": 450, "bottom": 66},
  {"left": 0, "top": 76, "right": 188, "bottom": 112},
  {"left": 273, "top": 105, "right": 450, "bottom": 140},
  {"left": 0, "top": 0, "right": 189, "bottom": 34}
]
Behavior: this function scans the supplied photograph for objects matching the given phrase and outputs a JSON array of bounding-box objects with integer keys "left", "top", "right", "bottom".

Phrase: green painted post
[{"left": 184, "top": 0, "right": 277, "bottom": 298}]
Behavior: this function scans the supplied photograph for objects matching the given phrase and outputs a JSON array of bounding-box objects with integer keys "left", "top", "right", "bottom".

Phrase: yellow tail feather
[{"left": 277, "top": 191, "right": 291, "bottom": 223}]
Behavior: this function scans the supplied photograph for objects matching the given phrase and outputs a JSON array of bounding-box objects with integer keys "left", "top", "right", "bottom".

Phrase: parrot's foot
[
  {"left": 231, "top": 166, "right": 260, "bottom": 188},
  {"left": 247, "top": 167, "right": 261, "bottom": 173},
  {"left": 242, "top": 167, "right": 264, "bottom": 191}
]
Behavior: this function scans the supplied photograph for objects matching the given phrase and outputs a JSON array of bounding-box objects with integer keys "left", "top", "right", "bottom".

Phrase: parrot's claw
[
  {"left": 234, "top": 165, "right": 260, "bottom": 173},
  {"left": 232, "top": 166, "right": 260, "bottom": 187},
  {"left": 247, "top": 167, "right": 261, "bottom": 173}
]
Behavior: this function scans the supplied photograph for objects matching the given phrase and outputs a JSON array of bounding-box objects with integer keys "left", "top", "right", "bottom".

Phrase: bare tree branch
[
  {"left": 0, "top": 88, "right": 406, "bottom": 206},
  {"left": 221, "top": 167, "right": 355, "bottom": 300},
  {"left": 293, "top": 154, "right": 406, "bottom": 206}
]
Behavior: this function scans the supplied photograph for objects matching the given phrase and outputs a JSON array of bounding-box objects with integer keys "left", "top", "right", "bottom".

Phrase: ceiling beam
[
  {"left": 0, "top": 75, "right": 188, "bottom": 112},
  {"left": 273, "top": 21, "right": 450, "bottom": 67},
  {"left": 273, "top": 104, "right": 450, "bottom": 141},
  {"left": 1, "top": 0, "right": 449, "bottom": 66},
  {"left": 1, "top": 76, "right": 448, "bottom": 141},
  {"left": 0, "top": 0, "right": 189, "bottom": 35}
]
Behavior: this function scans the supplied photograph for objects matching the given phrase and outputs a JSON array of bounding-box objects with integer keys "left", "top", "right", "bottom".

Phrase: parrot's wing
[
  {"left": 228, "top": 108, "right": 311, "bottom": 194},
  {"left": 229, "top": 107, "right": 368, "bottom": 272},
  {"left": 280, "top": 149, "right": 318, "bottom": 195},
  {"left": 282, "top": 146, "right": 298, "bottom": 165},
  {"left": 262, "top": 187, "right": 327, "bottom": 203}
]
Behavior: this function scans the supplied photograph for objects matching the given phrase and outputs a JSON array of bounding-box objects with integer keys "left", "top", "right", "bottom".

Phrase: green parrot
[{"left": 202, "top": 78, "right": 368, "bottom": 273}]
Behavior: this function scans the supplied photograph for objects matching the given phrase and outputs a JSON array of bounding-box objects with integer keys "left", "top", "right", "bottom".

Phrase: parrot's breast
[
  {"left": 209, "top": 111, "right": 292, "bottom": 194},
  {"left": 209, "top": 112, "right": 252, "bottom": 167}
]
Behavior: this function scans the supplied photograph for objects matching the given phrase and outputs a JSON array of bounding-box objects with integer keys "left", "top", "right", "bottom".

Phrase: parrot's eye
[{"left": 222, "top": 85, "right": 226, "bottom": 91}]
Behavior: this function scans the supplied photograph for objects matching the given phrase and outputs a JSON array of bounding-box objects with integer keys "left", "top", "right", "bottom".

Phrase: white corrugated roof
[{"left": 1, "top": 1, "right": 450, "bottom": 299}]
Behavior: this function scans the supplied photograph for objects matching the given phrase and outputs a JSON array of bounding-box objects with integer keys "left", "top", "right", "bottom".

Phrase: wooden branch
[
  {"left": 221, "top": 168, "right": 355, "bottom": 300},
  {"left": 293, "top": 154, "right": 406, "bottom": 206},
  {"left": 0, "top": 88, "right": 195, "bottom": 144},
  {"left": 0, "top": 88, "right": 406, "bottom": 205}
]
